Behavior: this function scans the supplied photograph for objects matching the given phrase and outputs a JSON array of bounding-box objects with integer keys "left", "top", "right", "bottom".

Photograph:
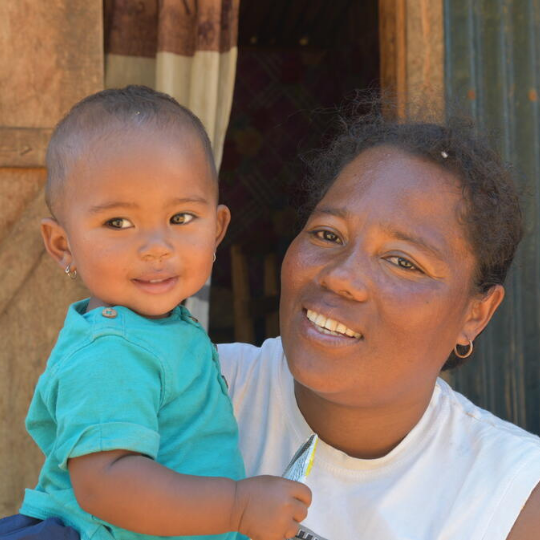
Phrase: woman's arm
[
  {"left": 507, "top": 481, "right": 540, "bottom": 540},
  {"left": 69, "top": 449, "right": 311, "bottom": 540}
]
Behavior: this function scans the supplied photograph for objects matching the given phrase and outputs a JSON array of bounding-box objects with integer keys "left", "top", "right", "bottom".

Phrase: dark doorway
[{"left": 209, "top": 0, "right": 380, "bottom": 344}]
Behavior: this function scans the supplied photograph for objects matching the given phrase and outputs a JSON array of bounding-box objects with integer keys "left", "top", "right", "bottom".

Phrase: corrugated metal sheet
[{"left": 445, "top": 0, "right": 540, "bottom": 433}]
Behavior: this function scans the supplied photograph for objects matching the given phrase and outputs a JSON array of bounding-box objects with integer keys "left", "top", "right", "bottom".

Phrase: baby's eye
[
  {"left": 170, "top": 213, "right": 194, "bottom": 225},
  {"left": 106, "top": 217, "right": 133, "bottom": 229},
  {"left": 387, "top": 256, "right": 421, "bottom": 272},
  {"left": 311, "top": 229, "right": 343, "bottom": 244}
]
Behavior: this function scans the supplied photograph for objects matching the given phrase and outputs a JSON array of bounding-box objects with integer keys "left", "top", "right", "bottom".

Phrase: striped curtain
[{"left": 104, "top": 0, "right": 240, "bottom": 327}]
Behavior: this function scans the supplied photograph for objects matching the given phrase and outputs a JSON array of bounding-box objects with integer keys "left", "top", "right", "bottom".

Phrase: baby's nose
[{"left": 139, "top": 234, "right": 173, "bottom": 261}]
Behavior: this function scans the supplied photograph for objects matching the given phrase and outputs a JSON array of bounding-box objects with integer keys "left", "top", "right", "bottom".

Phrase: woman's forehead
[
  {"left": 322, "top": 146, "right": 463, "bottom": 213},
  {"left": 316, "top": 145, "right": 473, "bottom": 259},
  {"left": 334, "top": 145, "right": 461, "bottom": 197}
]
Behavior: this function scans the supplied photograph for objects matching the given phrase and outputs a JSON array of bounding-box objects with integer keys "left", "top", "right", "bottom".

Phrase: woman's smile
[{"left": 305, "top": 309, "right": 362, "bottom": 339}]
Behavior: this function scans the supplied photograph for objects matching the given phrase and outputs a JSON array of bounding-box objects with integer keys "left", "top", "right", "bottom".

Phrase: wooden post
[
  {"left": 231, "top": 245, "right": 255, "bottom": 343},
  {"left": 264, "top": 252, "right": 280, "bottom": 338},
  {"left": 379, "top": 0, "right": 407, "bottom": 117},
  {"left": 379, "top": 0, "right": 444, "bottom": 120}
]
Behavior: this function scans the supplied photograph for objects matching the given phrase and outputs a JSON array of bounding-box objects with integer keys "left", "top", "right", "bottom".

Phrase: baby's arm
[{"left": 69, "top": 449, "right": 311, "bottom": 540}]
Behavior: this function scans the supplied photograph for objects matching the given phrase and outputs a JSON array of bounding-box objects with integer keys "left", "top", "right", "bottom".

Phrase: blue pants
[{"left": 0, "top": 515, "right": 80, "bottom": 540}]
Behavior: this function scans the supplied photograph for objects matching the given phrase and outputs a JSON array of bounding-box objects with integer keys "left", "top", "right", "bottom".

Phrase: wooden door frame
[{"left": 378, "top": 0, "right": 444, "bottom": 118}]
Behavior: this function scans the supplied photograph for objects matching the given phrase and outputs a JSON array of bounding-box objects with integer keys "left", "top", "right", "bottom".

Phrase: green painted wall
[{"left": 445, "top": 0, "right": 540, "bottom": 433}]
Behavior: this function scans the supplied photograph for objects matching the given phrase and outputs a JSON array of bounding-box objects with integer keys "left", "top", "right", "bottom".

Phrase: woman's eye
[
  {"left": 312, "top": 230, "right": 343, "bottom": 244},
  {"left": 387, "top": 256, "right": 421, "bottom": 272},
  {"left": 106, "top": 218, "right": 133, "bottom": 229},
  {"left": 170, "top": 213, "right": 194, "bottom": 225}
]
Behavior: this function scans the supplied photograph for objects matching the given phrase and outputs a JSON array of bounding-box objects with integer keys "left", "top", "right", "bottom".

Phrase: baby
[{"left": 2, "top": 86, "right": 311, "bottom": 540}]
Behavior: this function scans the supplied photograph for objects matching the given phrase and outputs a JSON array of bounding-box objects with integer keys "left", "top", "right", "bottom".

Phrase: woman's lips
[
  {"left": 298, "top": 314, "right": 363, "bottom": 349},
  {"left": 306, "top": 309, "right": 362, "bottom": 338},
  {"left": 132, "top": 276, "right": 178, "bottom": 294}
]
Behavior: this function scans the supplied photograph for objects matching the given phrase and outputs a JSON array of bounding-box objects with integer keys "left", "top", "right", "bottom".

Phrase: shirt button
[{"left": 102, "top": 307, "right": 117, "bottom": 318}]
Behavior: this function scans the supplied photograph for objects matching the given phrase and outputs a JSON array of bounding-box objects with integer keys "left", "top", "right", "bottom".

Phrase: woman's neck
[{"left": 294, "top": 380, "right": 436, "bottom": 459}]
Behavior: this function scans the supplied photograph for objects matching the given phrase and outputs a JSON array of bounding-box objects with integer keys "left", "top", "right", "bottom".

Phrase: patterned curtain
[{"left": 104, "top": 0, "right": 240, "bottom": 328}]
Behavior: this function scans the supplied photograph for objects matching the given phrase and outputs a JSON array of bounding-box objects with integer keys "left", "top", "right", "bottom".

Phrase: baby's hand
[{"left": 231, "top": 476, "right": 312, "bottom": 540}]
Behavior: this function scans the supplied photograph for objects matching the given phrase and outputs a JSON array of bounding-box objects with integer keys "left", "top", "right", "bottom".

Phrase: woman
[{"left": 218, "top": 110, "right": 540, "bottom": 540}]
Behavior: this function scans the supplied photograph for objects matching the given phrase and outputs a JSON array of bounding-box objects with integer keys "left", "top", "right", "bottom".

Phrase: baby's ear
[
  {"left": 41, "top": 218, "right": 73, "bottom": 270},
  {"left": 214, "top": 204, "right": 231, "bottom": 247}
]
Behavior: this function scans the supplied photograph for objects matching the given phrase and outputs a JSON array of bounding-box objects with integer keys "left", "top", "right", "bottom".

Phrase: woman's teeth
[{"left": 306, "top": 309, "right": 362, "bottom": 339}]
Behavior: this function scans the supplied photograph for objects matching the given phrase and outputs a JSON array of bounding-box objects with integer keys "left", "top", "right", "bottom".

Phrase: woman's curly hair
[{"left": 300, "top": 97, "right": 524, "bottom": 370}]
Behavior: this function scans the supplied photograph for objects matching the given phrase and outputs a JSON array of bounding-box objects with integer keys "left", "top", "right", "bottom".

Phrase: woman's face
[{"left": 280, "top": 145, "right": 492, "bottom": 408}]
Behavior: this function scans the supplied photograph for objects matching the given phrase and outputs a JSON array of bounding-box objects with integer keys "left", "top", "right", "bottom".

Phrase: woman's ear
[
  {"left": 41, "top": 218, "right": 73, "bottom": 271},
  {"left": 457, "top": 285, "right": 505, "bottom": 346},
  {"left": 214, "top": 204, "right": 231, "bottom": 248}
]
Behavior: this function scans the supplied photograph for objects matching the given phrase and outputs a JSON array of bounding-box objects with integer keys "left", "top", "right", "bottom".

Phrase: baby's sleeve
[{"left": 47, "top": 335, "right": 163, "bottom": 470}]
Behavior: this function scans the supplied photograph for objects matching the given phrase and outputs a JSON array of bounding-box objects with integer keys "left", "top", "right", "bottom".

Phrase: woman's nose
[
  {"left": 138, "top": 231, "right": 173, "bottom": 261},
  {"left": 318, "top": 250, "right": 370, "bottom": 302}
]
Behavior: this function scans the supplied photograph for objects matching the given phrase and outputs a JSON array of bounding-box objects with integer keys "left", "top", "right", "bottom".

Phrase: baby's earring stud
[{"left": 64, "top": 264, "right": 77, "bottom": 279}]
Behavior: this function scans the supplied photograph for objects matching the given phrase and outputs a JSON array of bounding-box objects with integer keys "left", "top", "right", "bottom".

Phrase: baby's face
[{"left": 60, "top": 129, "right": 229, "bottom": 318}]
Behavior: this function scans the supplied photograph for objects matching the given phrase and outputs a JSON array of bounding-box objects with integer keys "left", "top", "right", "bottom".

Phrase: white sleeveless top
[{"left": 218, "top": 337, "right": 540, "bottom": 540}]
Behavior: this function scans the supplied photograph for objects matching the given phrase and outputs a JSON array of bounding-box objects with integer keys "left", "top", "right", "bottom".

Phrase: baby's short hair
[{"left": 45, "top": 85, "right": 216, "bottom": 217}]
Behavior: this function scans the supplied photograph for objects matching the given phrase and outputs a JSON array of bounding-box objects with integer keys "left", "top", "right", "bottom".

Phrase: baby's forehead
[
  {"left": 70, "top": 121, "right": 216, "bottom": 175},
  {"left": 51, "top": 127, "right": 216, "bottom": 220}
]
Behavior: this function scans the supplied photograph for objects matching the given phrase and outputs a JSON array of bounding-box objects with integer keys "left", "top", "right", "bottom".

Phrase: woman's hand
[{"left": 231, "top": 476, "right": 312, "bottom": 540}]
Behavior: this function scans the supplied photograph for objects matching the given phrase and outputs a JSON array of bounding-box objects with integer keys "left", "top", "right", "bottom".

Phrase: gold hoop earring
[
  {"left": 65, "top": 264, "right": 77, "bottom": 279},
  {"left": 454, "top": 339, "right": 474, "bottom": 359},
  {"left": 212, "top": 253, "right": 216, "bottom": 263}
]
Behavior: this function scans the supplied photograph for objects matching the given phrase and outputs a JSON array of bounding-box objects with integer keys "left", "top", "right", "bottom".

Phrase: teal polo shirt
[{"left": 21, "top": 300, "right": 244, "bottom": 540}]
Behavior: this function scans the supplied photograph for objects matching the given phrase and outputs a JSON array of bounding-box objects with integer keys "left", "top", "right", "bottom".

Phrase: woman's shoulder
[
  {"left": 218, "top": 337, "right": 286, "bottom": 397},
  {"left": 432, "top": 379, "right": 540, "bottom": 539},
  {"left": 218, "top": 337, "right": 284, "bottom": 370},
  {"left": 436, "top": 378, "right": 540, "bottom": 449}
]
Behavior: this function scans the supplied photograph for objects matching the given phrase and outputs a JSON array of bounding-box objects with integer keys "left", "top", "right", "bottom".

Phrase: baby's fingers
[
  {"left": 291, "top": 498, "right": 309, "bottom": 524},
  {"left": 284, "top": 522, "right": 301, "bottom": 540},
  {"left": 292, "top": 482, "right": 312, "bottom": 507}
]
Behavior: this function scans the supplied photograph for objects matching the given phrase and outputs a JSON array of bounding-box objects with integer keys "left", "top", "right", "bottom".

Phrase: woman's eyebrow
[
  {"left": 311, "top": 208, "right": 446, "bottom": 261},
  {"left": 310, "top": 206, "right": 348, "bottom": 219},
  {"left": 380, "top": 223, "right": 445, "bottom": 261}
]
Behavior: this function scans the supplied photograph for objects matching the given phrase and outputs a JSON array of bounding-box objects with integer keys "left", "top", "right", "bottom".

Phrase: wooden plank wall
[{"left": 0, "top": 0, "right": 103, "bottom": 516}]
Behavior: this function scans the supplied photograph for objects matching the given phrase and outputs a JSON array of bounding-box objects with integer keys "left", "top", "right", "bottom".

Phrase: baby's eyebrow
[
  {"left": 169, "top": 196, "right": 210, "bottom": 206},
  {"left": 88, "top": 201, "right": 138, "bottom": 213},
  {"left": 88, "top": 197, "right": 210, "bottom": 214}
]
